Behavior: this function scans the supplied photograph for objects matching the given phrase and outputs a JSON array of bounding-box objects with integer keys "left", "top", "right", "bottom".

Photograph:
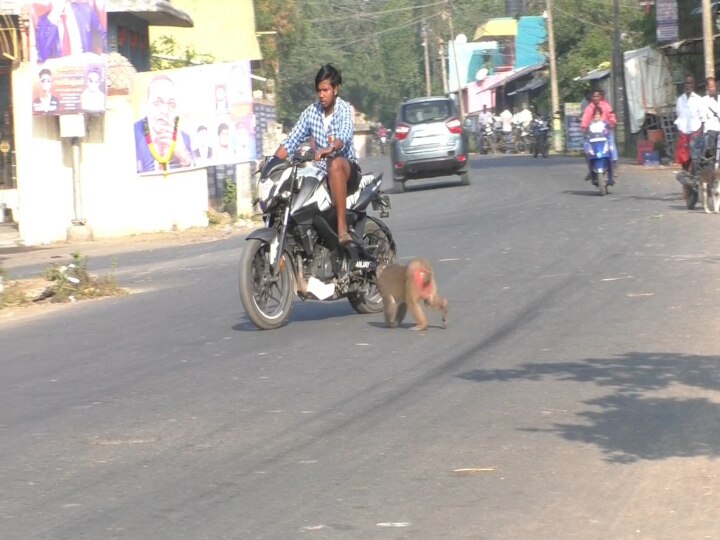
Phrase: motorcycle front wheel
[
  {"left": 348, "top": 220, "right": 397, "bottom": 314},
  {"left": 238, "top": 239, "right": 295, "bottom": 330},
  {"left": 597, "top": 171, "right": 608, "bottom": 196}
]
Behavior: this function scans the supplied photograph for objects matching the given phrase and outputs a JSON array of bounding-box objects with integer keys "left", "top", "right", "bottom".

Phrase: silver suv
[{"left": 390, "top": 96, "right": 469, "bottom": 192}]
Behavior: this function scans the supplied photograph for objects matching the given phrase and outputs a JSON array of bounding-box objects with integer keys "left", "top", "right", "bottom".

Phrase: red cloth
[
  {"left": 60, "top": 14, "right": 71, "bottom": 56},
  {"left": 675, "top": 132, "right": 694, "bottom": 168}
]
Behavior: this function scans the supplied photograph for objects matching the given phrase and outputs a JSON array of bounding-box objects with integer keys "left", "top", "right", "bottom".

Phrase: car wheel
[
  {"left": 394, "top": 178, "right": 406, "bottom": 193},
  {"left": 459, "top": 171, "right": 470, "bottom": 186}
]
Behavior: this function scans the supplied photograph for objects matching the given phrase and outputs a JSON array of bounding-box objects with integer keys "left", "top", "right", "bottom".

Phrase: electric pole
[
  {"left": 438, "top": 41, "right": 448, "bottom": 95},
  {"left": 546, "top": 0, "right": 562, "bottom": 152},
  {"left": 422, "top": 24, "right": 432, "bottom": 96},
  {"left": 446, "top": 0, "right": 465, "bottom": 119},
  {"left": 703, "top": 0, "right": 715, "bottom": 79}
]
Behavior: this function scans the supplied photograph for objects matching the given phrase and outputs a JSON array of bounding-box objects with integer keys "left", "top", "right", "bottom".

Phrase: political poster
[
  {"left": 29, "top": 0, "right": 108, "bottom": 116},
  {"left": 131, "top": 61, "right": 255, "bottom": 175}
]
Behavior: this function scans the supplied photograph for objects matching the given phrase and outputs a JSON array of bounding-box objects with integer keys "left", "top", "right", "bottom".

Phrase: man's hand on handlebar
[{"left": 314, "top": 146, "right": 335, "bottom": 161}]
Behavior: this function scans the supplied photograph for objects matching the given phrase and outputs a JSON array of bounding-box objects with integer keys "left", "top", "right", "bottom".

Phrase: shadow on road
[
  {"left": 233, "top": 300, "right": 359, "bottom": 331},
  {"left": 458, "top": 352, "right": 720, "bottom": 463}
]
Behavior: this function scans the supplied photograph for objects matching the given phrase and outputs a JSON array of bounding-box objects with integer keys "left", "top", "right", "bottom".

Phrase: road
[{"left": 2, "top": 154, "right": 720, "bottom": 540}]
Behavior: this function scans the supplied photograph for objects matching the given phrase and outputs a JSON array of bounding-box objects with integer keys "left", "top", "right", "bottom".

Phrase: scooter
[
  {"left": 531, "top": 116, "right": 551, "bottom": 158},
  {"left": 585, "top": 132, "right": 614, "bottom": 196}
]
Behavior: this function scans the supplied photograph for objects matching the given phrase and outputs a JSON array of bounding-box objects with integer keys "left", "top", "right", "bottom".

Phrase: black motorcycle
[
  {"left": 239, "top": 147, "right": 395, "bottom": 330},
  {"left": 531, "top": 116, "right": 551, "bottom": 158}
]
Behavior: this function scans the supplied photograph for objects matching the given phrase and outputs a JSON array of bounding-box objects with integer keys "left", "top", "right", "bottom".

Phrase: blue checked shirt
[{"left": 282, "top": 96, "right": 357, "bottom": 170}]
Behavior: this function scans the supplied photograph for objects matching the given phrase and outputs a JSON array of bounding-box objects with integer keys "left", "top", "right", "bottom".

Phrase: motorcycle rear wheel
[
  {"left": 686, "top": 186, "right": 698, "bottom": 209},
  {"left": 348, "top": 220, "right": 396, "bottom": 314},
  {"left": 238, "top": 239, "right": 295, "bottom": 330}
]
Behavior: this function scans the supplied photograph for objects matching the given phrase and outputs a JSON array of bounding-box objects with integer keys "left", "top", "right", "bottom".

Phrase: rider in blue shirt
[{"left": 273, "top": 64, "right": 360, "bottom": 247}]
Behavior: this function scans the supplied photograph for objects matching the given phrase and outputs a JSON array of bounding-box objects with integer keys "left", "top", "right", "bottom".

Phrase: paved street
[{"left": 2, "top": 153, "right": 720, "bottom": 539}]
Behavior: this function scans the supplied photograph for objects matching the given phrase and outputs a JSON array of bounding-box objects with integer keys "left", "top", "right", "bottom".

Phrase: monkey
[{"left": 376, "top": 258, "right": 448, "bottom": 331}]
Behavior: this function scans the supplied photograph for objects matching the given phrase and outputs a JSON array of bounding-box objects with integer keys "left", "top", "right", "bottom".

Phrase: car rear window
[{"left": 401, "top": 100, "right": 453, "bottom": 125}]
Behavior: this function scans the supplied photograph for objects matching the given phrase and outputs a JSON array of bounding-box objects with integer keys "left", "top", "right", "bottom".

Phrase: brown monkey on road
[{"left": 377, "top": 258, "right": 448, "bottom": 330}]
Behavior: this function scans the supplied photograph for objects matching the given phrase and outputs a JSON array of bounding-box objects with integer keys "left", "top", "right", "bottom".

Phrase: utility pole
[
  {"left": 702, "top": 0, "right": 715, "bottom": 79},
  {"left": 546, "top": 0, "right": 562, "bottom": 152},
  {"left": 422, "top": 24, "right": 432, "bottom": 96},
  {"left": 438, "top": 41, "right": 448, "bottom": 95},
  {"left": 612, "top": 0, "right": 629, "bottom": 154},
  {"left": 446, "top": 0, "right": 465, "bottom": 119}
]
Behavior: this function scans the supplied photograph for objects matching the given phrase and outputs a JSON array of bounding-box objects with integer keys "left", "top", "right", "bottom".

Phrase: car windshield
[{"left": 402, "top": 101, "right": 452, "bottom": 125}]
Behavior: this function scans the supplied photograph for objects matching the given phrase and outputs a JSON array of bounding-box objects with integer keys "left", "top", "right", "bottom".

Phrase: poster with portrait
[
  {"left": 28, "top": 0, "right": 109, "bottom": 116},
  {"left": 131, "top": 61, "right": 255, "bottom": 175}
]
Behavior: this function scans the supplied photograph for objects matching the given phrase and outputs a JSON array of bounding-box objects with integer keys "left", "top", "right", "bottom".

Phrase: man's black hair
[
  {"left": 315, "top": 64, "right": 342, "bottom": 89},
  {"left": 218, "top": 122, "right": 229, "bottom": 135},
  {"left": 39, "top": 68, "right": 52, "bottom": 78}
]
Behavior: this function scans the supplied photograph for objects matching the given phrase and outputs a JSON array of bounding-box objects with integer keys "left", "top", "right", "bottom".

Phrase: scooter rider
[
  {"left": 580, "top": 89, "right": 617, "bottom": 180},
  {"left": 272, "top": 64, "right": 360, "bottom": 248}
]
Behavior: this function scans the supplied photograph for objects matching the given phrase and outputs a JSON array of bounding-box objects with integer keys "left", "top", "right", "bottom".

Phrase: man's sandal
[{"left": 338, "top": 232, "right": 353, "bottom": 248}]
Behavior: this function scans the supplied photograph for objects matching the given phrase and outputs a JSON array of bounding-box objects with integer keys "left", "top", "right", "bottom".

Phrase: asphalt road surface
[{"left": 3, "top": 153, "right": 720, "bottom": 540}]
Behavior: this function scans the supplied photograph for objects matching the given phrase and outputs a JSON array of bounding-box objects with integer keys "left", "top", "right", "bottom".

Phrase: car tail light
[
  {"left": 394, "top": 124, "right": 411, "bottom": 140},
  {"left": 457, "top": 155, "right": 467, "bottom": 163},
  {"left": 394, "top": 161, "right": 405, "bottom": 169},
  {"left": 446, "top": 117, "right": 462, "bottom": 134}
]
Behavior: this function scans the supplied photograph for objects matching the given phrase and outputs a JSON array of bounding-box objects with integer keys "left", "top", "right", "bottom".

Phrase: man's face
[
  {"left": 147, "top": 78, "right": 177, "bottom": 142},
  {"left": 707, "top": 80, "right": 716, "bottom": 97},
  {"left": 316, "top": 79, "right": 336, "bottom": 108},
  {"left": 591, "top": 92, "right": 602, "bottom": 105},
  {"left": 685, "top": 77, "right": 695, "bottom": 96},
  {"left": 87, "top": 71, "right": 100, "bottom": 90},
  {"left": 39, "top": 72, "right": 52, "bottom": 92},
  {"left": 218, "top": 128, "right": 230, "bottom": 148},
  {"left": 196, "top": 128, "right": 208, "bottom": 148}
]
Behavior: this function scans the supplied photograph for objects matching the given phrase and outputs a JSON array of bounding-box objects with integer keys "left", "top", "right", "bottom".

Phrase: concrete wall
[{"left": 12, "top": 62, "right": 209, "bottom": 246}]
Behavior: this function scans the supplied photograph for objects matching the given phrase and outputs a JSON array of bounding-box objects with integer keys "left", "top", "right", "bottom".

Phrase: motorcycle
[
  {"left": 239, "top": 146, "right": 396, "bottom": 330},
  {"left": 531, "top": 116, "right": 550, "bottom": 158},
  {"left": 676, "top": 135, "right": 714, "bottom": 210},
  {"left": 511, "top": 121, "right": 531, "bottom": 154},
  {"left": 585, "top": 132, "right": 614, "bottom": 196},
  {"left": 476, "top": 121, "right": 496, "bottom": 154}
]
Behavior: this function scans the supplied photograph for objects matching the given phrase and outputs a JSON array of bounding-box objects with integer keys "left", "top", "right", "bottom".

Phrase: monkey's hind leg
[
  {"left": 383, "top": 297, "right": 407, "bottom": 328},
  {"left": 427, "top": 296, "right": 449, "bottom": 328}
]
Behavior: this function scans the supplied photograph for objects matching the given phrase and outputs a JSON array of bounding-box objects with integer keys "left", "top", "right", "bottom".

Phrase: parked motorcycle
[
  {"left": 585, "top": 132, "right": 614, "bottom": 195},
  {"left": 239, "top": 147, "right": 395, "bottom": 330},
  {"left": 531, "top": 116, "right": 551, "bottom": 158}
]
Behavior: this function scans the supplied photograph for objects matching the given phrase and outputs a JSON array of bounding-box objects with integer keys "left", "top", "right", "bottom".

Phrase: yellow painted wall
[{"left": 149, "top": 0, "right": 262, "bottom": 63}]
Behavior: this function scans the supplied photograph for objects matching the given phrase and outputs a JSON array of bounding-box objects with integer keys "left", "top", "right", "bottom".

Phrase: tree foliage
[
  {"left": 150, "top": 35, "right": 214, "bottom": 71},
  {"left": 253, "top": 0, "right": 655, "bottom": 126}
]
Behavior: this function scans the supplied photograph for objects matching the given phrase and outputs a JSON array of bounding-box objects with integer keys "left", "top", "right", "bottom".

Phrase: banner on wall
[
  {"left": 29, "top": 0, "right": 108, "bottom": 116},
  {"left": 564, "top": 102, "right": 585, "bottom": 152},
  {"left": 131, "top": 61, "right": 255, "bottom": 175}
]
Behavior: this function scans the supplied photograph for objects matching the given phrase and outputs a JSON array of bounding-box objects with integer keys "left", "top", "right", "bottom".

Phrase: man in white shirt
[
  {"left": 702, "top": 76, "right": 720, "bottom": 168},
  {"left": 675, "top": 74, "right": 704, "bottom": 173},
  {"left": 516, "top": 102, "right": 533, "bottom": 129},
  {"left": 500, "top": 107, "right": 513, "bottom": 144}
]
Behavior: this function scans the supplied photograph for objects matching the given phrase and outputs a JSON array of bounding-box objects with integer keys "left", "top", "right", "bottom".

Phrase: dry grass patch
[{"left": 0, "top": 252, "right": 126, "bottom": 310}]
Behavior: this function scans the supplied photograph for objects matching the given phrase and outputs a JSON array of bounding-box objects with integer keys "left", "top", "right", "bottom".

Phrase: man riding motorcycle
[{"left": 271, "top": 64, "right": 359, "bottom": 247}]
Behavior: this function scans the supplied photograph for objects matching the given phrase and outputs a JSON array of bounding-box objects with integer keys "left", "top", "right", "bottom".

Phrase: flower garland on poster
[{"left": 143, "top": 116, "right": 179, "bottom": 176}]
